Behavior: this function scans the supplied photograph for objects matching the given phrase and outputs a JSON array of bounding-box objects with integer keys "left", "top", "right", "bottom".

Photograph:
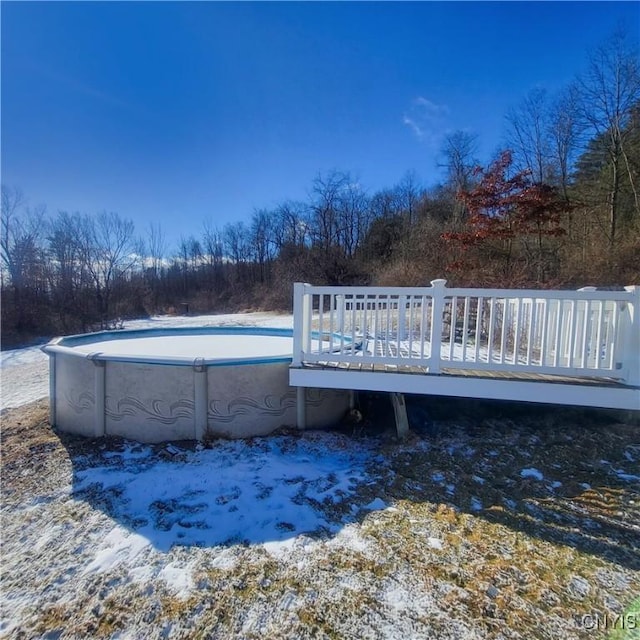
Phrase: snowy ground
[{"left": 1, "top": 313, "right": 639, "bottom": 639}]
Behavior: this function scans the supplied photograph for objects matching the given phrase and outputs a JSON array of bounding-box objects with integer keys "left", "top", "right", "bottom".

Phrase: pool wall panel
[
  {"left": 55, "top": 354, "right": 96, "bottom": 437},
  {"left": 104, "top": 362, "right": 195, "bottom": 442},
  {"left": 206, "top": 362, "right": 297, "bottom": 437},
  {"left": 206, "top": 363, "right": 350, "bottom": 438}
]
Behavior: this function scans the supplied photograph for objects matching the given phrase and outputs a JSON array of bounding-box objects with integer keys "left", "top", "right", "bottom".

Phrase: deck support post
[
  {"left": 193, "top": 359, "right": 208, "bottom": 441},
  {"left": 91, "top": 357, "right": 106, "bottom": 438},
  {"left": 390, "top": 392, "right": 409, "bottom": 440},
  {"left": 297, "top": 386, "right": 307, "bottom": 429}
]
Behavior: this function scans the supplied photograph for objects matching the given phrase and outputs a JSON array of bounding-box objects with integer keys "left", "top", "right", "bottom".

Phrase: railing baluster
[
  {"left": 420, "top": 297, "right": 427, "bottom": 361},
  {"left": 526, "top": 299, "right": 535, "bottom": 366},
  {"left": 329, "top": 294, "right": 335, "bottom": 352},
  {"left": 567, "top": 300, "right": 578, "bottom": 369},
  {"left": 499, "top": 298, "right": 508, "bottom": 365},
  {"left": 552, "top": 300, "right": 563, "bottom": 368},
  {"left": 474, "top": 297, "right": 483, "bottom": 364},
  {"left": 351, "top": 296, "right": 357, "bottom": 357},
  {"left": 408, "top": 296, "right": 415, "bottom": 360},
  {"left": 305, "top": 291, "right": 312, "bottom": 357},
  {"left": 448, "top": 296, "right": 456, "bottom": 361},
  {"left": 461, "top": 296, "right": 469, "bottom": 363},
  {"left": 385, "top": 296, "right": 391, "bottom": 358},
  {"left": 487, "top": 297, "right": 496, "bottom": 364},
  {"left": 372, "top": 296, "right": 379, "bottom": 358},
  {"left": 338, "top": 295, "right": 347, "bottom": 353},
  {"left": 318, "top": 294, "right": 324, "bottom": 353},
  {"left": 607, "top": 302, "right": 617, "bottom": 369},
  {"left": 580, "top": 300, "right": 591, "bottom": 369},
  {"left": 512, "top": 298, "right": 522, "bottom": 365},
  {"left": 595, "top": 300, "right": 605, "bottom": 369}
]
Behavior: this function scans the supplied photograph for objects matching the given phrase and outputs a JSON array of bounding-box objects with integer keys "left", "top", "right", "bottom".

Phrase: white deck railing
[{"left": 292, "top": 280, "right": 640, "bottom": 385}]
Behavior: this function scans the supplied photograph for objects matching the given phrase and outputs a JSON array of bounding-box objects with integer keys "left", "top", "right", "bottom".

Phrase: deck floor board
[{"left": 296, "top": 361, "right": 632, "bottom": 389}]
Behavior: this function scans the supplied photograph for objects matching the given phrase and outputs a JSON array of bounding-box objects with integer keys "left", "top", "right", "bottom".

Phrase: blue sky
[{"left": 2, "top": 1, "right": 638, "bottom": 248}]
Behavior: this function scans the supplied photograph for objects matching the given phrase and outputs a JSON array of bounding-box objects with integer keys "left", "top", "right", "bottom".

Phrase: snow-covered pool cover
[
  {"left": 47, "top": 327, "right": 296, "bottom": 365},
  {"left": 71, "top": 333, "right": 292, "bottom": 361}
]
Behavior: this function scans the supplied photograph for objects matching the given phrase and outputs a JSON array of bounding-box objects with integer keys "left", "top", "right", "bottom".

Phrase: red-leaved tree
[{"left": 443, "top": 150, "right": 571, "bottom": 286}]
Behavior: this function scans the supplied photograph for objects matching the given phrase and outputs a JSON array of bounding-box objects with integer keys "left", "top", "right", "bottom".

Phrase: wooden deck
[
  {"left": 290, "top": 282, "right": 640, "bottom": 418},
  {"left": 295, "top": 360, "right": 630, "bottom": 388},
  {"left": 291, "top": 362, "right": 639, "bottom": 415}
]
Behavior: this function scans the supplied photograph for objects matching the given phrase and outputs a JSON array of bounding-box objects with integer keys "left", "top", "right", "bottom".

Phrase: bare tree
[
  {"left": 336, "top": 181, "right": 369, "bottom": 259},
  {"left": 395, "top": 170, "right": 422, "bottom": 227},
  {"left": 202, "top": 220, "right": 225, "bottom": 292},
  {"left": 1, "top": 185, "right": 47, "bottom": 330},
  {"left": 309, "top": 170, "right": 350, "bottom": 255},
  {"left": 147, "top": 222, "right": 167, "bottom": 280},
  {"left": 505, "top": 87, "right": 552, "bottom": 183},
  {"left": 548, "top": 85, "right": 581, "bottom": 201},
  {"left": 250, "top": 209, "right": 277, "bottom": 283},
  {"left": 273, "top": 201, "right": 308, "bottom": 250},
  {"left": 223, "top": 221, "right": 251, "bottom": 283},
  {"left": 369, "top": 188, "right": 403, "bottom": 220},
  {"left": 439, "top": 131, "right": 479, "bottom": 223},
  {"left": 77, "top": 211, "right": 138, "bottom": 327},
  {"left": 47, "top": 211, "right": 89, "bottom": 330},
  {"left": 576, "top": 28, "right": 640, "bottom": 243}
]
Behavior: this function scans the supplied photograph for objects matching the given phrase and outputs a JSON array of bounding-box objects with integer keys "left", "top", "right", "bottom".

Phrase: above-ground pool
[{"left": 42, "top": 327, "right": 350, "bottom": 442}]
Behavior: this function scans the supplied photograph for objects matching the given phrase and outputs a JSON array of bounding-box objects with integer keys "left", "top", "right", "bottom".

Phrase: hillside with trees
[{"left": 2, "top": 30, "right": 638, "bottom": 347}]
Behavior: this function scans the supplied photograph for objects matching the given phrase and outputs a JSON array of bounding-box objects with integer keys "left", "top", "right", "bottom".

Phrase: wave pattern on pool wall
[
  {"left": 105, "top": 397, "right": 194, "bottom": 425},
  {"left": 65, "top": 390, "right": 95, "bottom": 414},
  {"left": 208, "top": 391, "right": 298, "bottom": 423}
]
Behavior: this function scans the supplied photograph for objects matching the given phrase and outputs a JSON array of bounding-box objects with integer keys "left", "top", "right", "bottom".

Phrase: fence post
[
  {"left": 430, "top": 279, "right": 447, "bottom": 374},
  {"left": 621, "top": 286, "right": 640, "bottom": 387}
]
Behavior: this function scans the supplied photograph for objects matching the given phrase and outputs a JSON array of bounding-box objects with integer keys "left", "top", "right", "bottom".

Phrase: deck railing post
[
  {"left": 430, "top": 279, "right": 447, "bottom": 373},
  {"left": 292, "top": 282, "right": 309, "bottom": 367},
  {"left": 621, "top": 285, "right": 640, "bottom": 387}
]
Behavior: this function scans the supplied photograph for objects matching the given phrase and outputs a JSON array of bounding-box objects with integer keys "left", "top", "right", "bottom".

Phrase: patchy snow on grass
[
  {"left": 364, "top": 497, "right": 387, "bottom": 511},
  {"left": 1, "top": 425, "right": 385, "bottom": 637},
  {"left": 427, "top": 537, "right": 444, "bottom": 550},
  {"left": 73, "top": 435, "right": 373, "bottom": 555},
  {"left": 520, "top": 467, "right": 544, "bottom": 481}
]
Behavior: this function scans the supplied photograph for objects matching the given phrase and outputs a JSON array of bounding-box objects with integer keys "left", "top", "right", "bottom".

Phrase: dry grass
[{"left": 1, "top": 398, "right": 638, "bottom": 639}]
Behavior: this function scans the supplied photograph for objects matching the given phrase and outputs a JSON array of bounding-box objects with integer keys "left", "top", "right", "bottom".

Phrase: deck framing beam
[{"left": 289, "top": 367, "right": 639, "bottom": 411}]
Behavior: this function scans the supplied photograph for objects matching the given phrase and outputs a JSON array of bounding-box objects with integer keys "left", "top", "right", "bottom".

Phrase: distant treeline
[{"left": 2, "top": 30, "right": 639, "bottom": 347}]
